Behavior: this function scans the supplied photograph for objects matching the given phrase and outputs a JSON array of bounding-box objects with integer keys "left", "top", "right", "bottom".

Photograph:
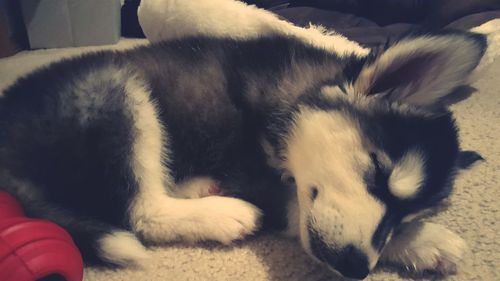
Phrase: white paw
[
  {"left": 173, "top": 177, "right": 222, "bottom": 198},
  {"left": 188, "top": 196, "right": 262, "bottom": 244},
  {"left": 381, "top": 222, "right": 466, "bottom": 275}
]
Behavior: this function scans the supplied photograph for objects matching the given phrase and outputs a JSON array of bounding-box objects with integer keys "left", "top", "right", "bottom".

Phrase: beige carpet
[{"left": 0, "top": 34, "right": 498, "bottom": 281}]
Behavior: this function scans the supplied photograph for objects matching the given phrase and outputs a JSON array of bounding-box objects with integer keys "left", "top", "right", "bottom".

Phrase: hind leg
[
  {"left": 125, "top": 81, "right": 261, "bottom": 244},
  {"left": 172, "top": 176, "right": 222, "bottom": 199}
]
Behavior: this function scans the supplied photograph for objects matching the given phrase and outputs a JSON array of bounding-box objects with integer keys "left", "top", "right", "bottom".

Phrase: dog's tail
[
  {"left": 21, "top": 200, "right": 150, "bottom": 267},
  {"left": 64, "top": 220, "right": 150, "bottom": 267}
]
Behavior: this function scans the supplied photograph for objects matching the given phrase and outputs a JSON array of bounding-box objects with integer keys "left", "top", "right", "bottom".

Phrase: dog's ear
[
  {"left": 456, "top": 150, "right": 484, "bottom": 170},
  {"left": 354, "top": 32, "right": 486, "bottom": 107}
]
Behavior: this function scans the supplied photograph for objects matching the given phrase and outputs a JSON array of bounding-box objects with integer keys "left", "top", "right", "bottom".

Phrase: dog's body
[
  {"left": 0, "top": 31, "right": 486, "bottom": 279},
  {"left": 0, "top": 35, "right": 352, "bottom": 264}
]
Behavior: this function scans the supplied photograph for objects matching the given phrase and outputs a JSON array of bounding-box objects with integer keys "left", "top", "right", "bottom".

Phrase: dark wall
[{"left": 0, "top": 0, "right": 28, "bottom": 57}]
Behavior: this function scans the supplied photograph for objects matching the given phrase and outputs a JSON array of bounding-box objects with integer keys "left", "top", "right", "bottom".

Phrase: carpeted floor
[{"left": 0, "top": 26, "right": 498, "bottom": 281}]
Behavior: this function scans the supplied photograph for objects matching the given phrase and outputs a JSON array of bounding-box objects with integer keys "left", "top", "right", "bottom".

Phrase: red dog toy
[{"left": 0, "top": 192, "right": 83, "bottom": 281}]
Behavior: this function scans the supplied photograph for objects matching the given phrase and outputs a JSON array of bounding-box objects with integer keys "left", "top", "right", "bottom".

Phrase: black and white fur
[{"left": 0, "top": 26, "right": 486, "bottom": 281}]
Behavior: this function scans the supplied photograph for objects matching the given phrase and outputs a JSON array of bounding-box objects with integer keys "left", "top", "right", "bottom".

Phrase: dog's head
[{"left": 283, "top": 32, "right": 486, "bottom": 279}]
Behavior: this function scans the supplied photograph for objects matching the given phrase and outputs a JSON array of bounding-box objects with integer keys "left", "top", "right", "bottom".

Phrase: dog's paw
[
  {"left": 191, "top": 196, "right": 262, "bottom": 244},
  {"left": 173, "top": 177, "right": 222, "bottom": 198},
  {"left": 380, "top": 222, "right": 466, "bottom": 275}
]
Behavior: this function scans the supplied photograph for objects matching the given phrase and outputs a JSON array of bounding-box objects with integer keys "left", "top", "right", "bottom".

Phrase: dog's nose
[
  {"left": 335, "top": 245, "right": 369, "bottom": 279},
  {"left": 310, "top": 232, "right": 369, "bottom": 280}
]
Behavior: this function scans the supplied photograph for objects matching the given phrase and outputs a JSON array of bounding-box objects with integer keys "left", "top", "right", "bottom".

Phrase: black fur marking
[
  {"left": 371, "top": 212, "right": 399, "bottom": 251},
  {"left": 341, "top": 54, "right": 368, "bottom": 84},
  {"left": 364, "top": 109, "right": 460, "bottom": 250}
]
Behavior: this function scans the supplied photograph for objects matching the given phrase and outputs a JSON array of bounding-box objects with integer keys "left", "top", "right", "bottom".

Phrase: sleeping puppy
[{"left": 0, "top": 29, "right": 486, "bottom": 279}]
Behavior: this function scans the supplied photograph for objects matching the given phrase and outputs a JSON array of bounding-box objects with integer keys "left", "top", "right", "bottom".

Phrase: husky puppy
[{"left": 0, "top": 31, "right": 485, "bottom": 279}]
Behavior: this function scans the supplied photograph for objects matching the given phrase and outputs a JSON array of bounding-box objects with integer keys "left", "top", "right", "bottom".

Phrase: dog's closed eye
[
  {"left": 369, "top": 153, "right": 387, "bottom": 188},
  {"left": 310, "top": 186, "right": 319, "bottom": 201}
]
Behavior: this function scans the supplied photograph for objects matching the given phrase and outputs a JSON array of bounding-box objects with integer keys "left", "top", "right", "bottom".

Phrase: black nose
[
  {"left": 310, "top": 232, "right": 369, "bottom": 280},
  {"left": 335, "top": 245, "right": 369, "bottom": 279}
]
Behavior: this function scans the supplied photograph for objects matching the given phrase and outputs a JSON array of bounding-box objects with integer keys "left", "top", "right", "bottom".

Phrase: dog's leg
[
  {"left": 172, "top": 177, "right": 222, "bottom": 198},
  {"left": 380, "top": 221, "right": 466, "bottom": 274},
  {"left": 125, "top": 78, "right": 261, "bottom": 244},
  {"left": 131, "top": 191, "right": 261, "bottom": 244}
]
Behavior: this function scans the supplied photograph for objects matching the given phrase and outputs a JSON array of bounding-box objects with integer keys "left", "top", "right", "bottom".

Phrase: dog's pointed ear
[
  {"left": 456, "top": 150, "right": 484, "bottom": 170},
  {"left": 354, "top": 32, "right": 487, "bottom": 107}
]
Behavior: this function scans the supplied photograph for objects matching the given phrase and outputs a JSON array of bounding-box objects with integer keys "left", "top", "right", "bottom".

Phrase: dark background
[{"left": 1, "top": 0, "right": 499, "bottom": 58}]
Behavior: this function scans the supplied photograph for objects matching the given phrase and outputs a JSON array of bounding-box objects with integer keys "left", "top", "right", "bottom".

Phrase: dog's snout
[
  {"left": 335, "top": 245, "right": 369, "bottom": 279},
  {"left": 310, "top": 230, "right": 369, "bottom": 280}
]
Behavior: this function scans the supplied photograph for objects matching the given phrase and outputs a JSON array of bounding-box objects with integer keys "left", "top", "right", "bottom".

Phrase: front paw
[
  {"left": 193, "top": 196, "right": 262, "bottom": 244},
  {"left": 380, "top": 222, "right": 466, "bottom": 275}
]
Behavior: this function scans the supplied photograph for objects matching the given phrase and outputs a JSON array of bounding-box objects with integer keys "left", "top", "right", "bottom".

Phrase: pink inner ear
[{"left": 368, "top": 53, "right": 440, "bottom": 96}]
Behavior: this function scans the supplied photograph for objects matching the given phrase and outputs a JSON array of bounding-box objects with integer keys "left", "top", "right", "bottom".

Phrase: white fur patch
[
  {"left": 286, "top": 108, "right": 370, "bottom": 186},
  {"left": 123, "top": 76, "right": 179, "bottom": 241},
  {"left": 125, "top": 77, "right": 172, "bottom": 196},
  {"left": 99, "top": 231, "right": 149, "bottom": 266},
  {"left": 285, "top": 108, "right": 384, "bottom": 269},
  {"left": 389, "top": 150, "right": 425, "bottom": 200}
]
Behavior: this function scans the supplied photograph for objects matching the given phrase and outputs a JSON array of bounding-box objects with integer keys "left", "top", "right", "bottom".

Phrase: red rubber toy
[{"left": 0, "top": 192, "right": 83, "bottom": 281}]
